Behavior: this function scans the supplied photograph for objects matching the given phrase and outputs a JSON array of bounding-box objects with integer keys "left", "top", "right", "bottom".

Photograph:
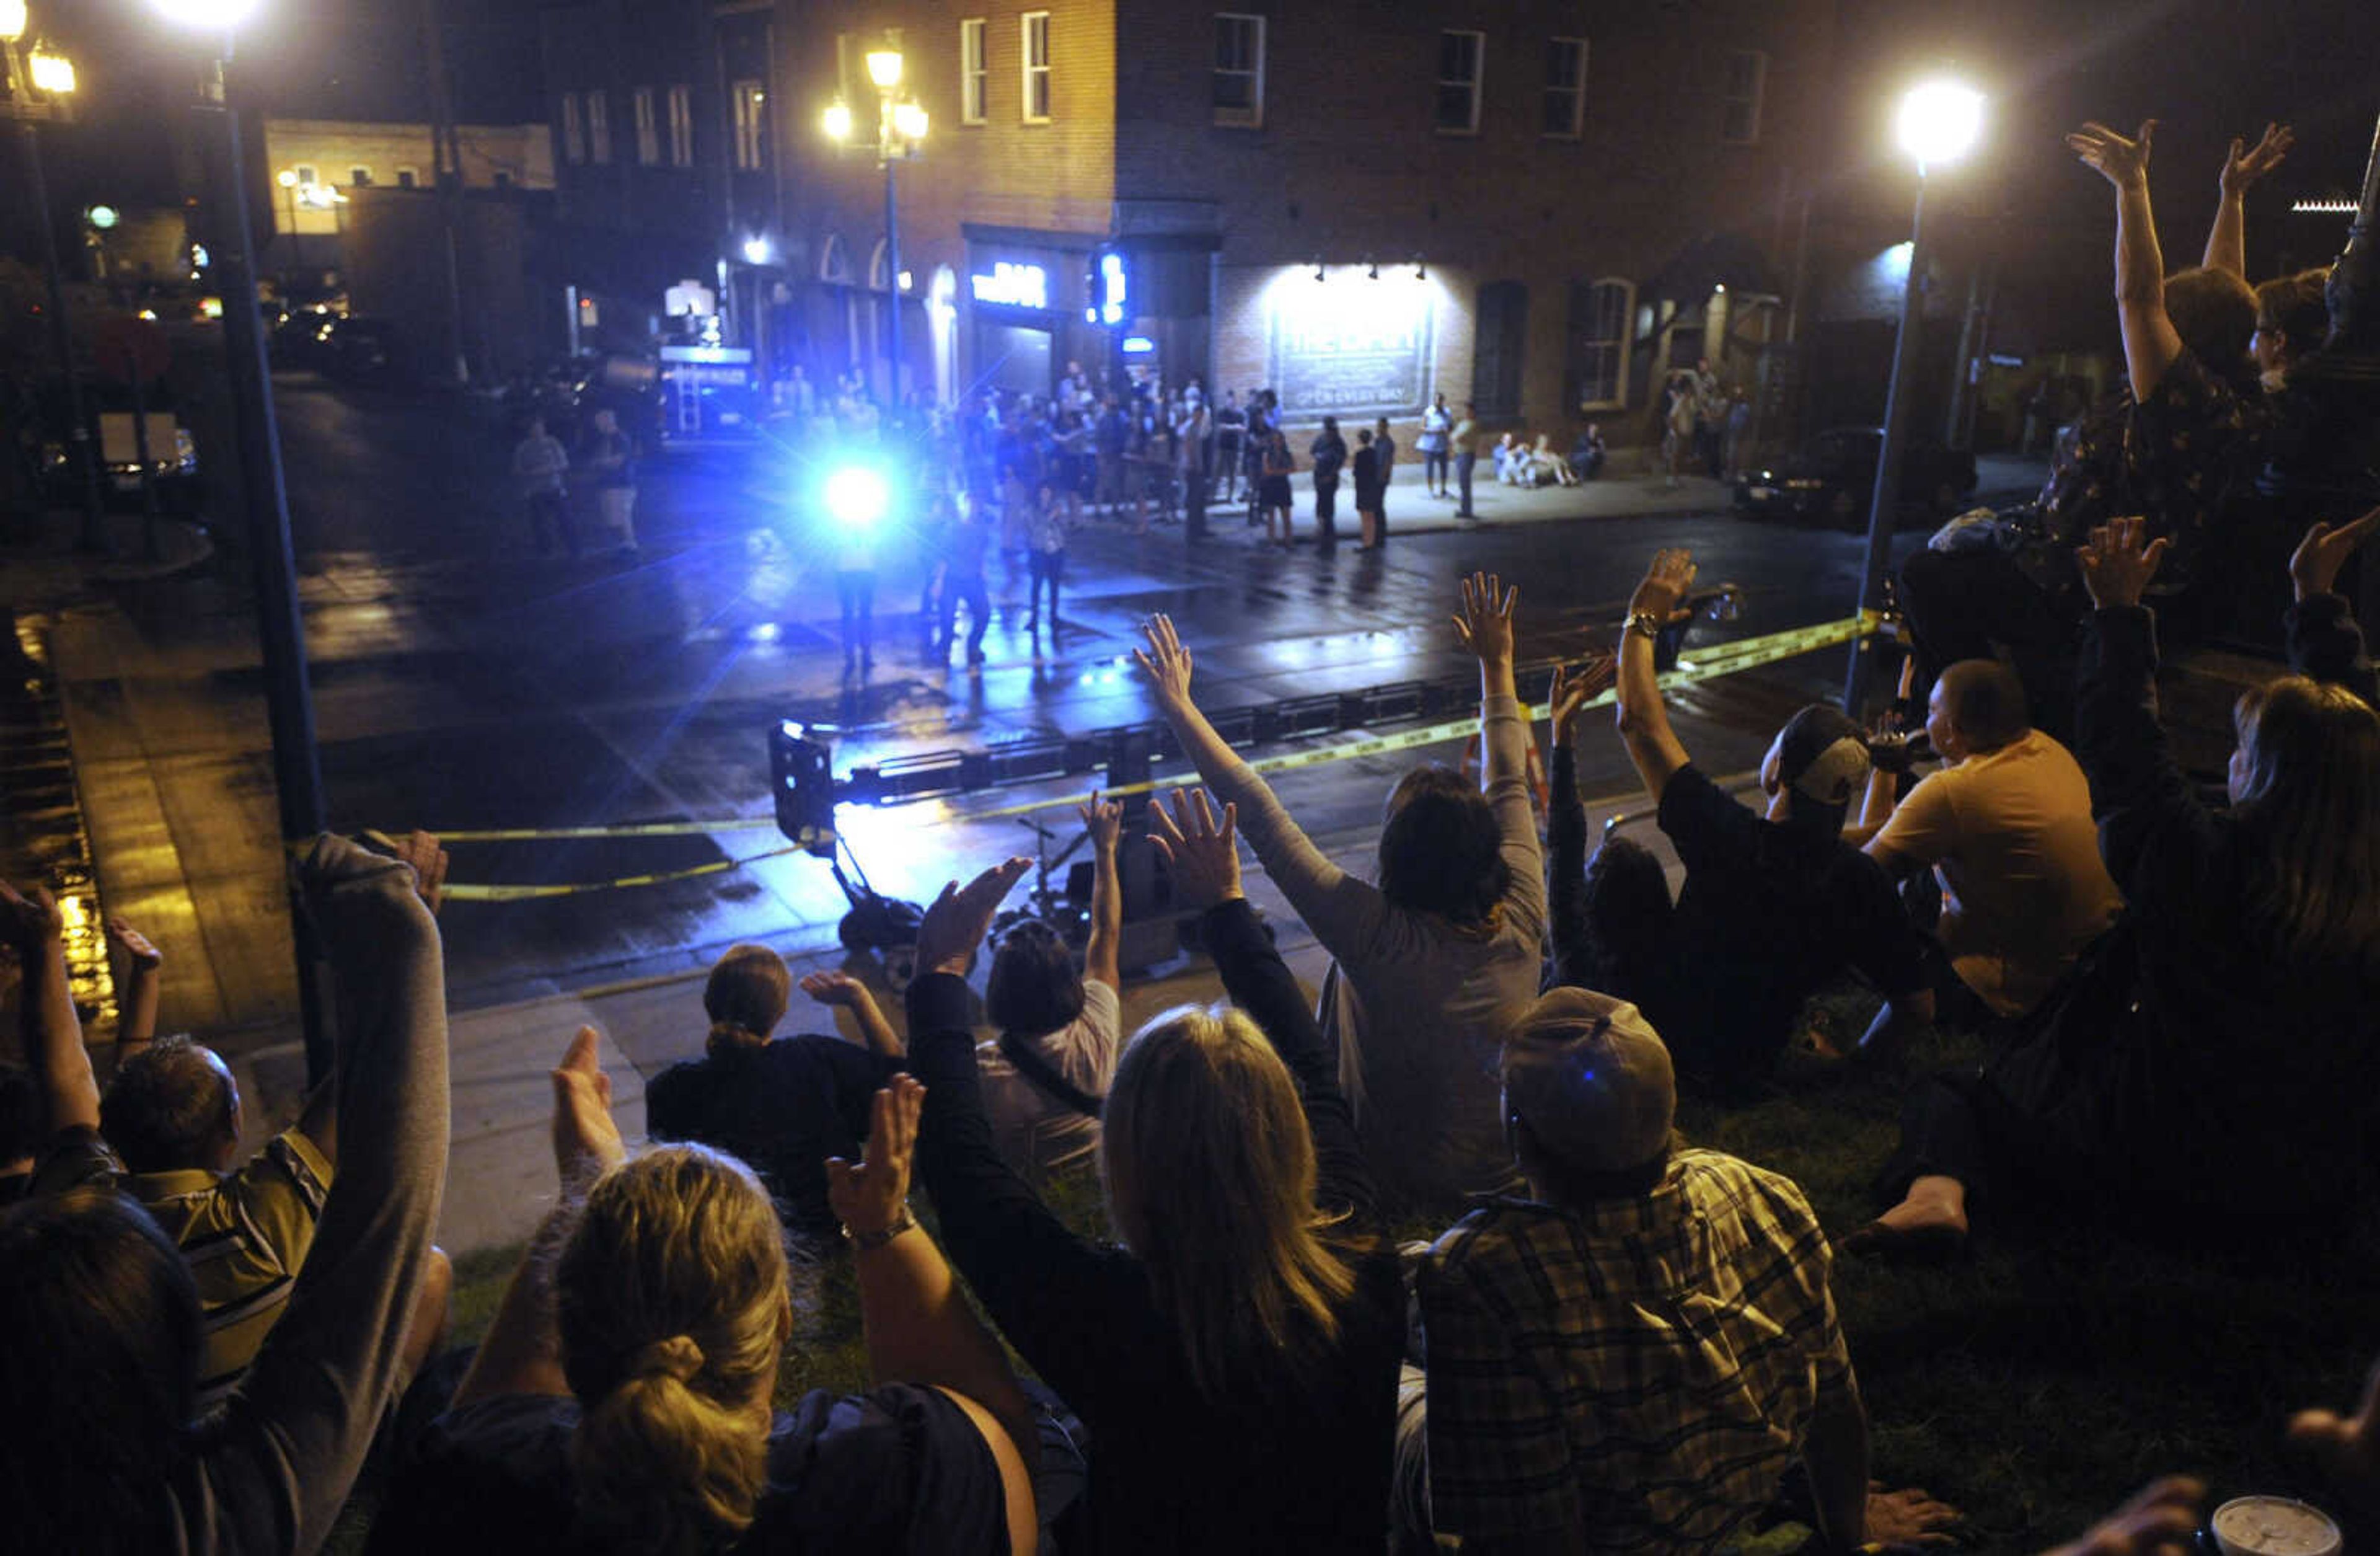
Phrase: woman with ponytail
[
  {"left": 904, "top": 791, "right": 1405, "bottom": 1555},
  {"left": 645, "top": 944, "right": 901, "bottom": 1249},
  {"left": 376, "top": 1030, "right": 1039, "bottom": 1556}
]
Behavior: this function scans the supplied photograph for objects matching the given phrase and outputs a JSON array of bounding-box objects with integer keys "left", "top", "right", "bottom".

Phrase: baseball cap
[
  {"left": 1501, "top": 988, "right": 1676, "bottom": 1174},
  {"left": 1768, "top": 704, "right": 1872, "bottom": 807}
]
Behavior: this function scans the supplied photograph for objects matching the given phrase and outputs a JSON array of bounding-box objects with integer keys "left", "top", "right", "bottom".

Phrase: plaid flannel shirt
[{"left": 1419, "top": 1149, "right": 1852, "bottom": 1552}]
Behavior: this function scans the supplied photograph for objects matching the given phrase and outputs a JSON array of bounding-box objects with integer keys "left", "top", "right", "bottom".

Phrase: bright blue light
[
  {"left": 824, "top": 466, "right": 890, "bottom": 529},
  {"left": 1122, "top": 335, "right": 1156, "bottom": 355},
  {"left": 1100, "top": 252, "right": 1127, "bottom": 325}
]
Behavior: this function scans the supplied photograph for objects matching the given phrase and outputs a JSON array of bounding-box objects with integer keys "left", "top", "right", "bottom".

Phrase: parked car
[
  {"left": 318, "top": 316, "right": 411, "bottom": 384},
  {"left": 1734, "top": 426, "right": 1978, "bottom": 529},
  {"left": 33, "top": 380, "right": 203, "bottom": 516}
]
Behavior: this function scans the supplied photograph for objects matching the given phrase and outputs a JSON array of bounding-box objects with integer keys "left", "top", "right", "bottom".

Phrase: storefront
[
  {"left": 1217, "top": 262, "right": 1455, "bottom": 426},
  {"left": 961, "top": 229, "right": 1099, "bottom": 400}
]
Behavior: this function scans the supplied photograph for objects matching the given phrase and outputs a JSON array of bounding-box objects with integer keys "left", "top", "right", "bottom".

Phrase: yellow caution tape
[
  {"left": 434, "top": 844, "right": 811, "bottom": 903},
  {"left": 412, "top": 820, "right": 782, "bottom": 842}
]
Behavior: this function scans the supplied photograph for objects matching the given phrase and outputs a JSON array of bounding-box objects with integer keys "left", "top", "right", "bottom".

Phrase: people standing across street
[
  {"left": 1243, "top": 389, "right": 1276, "bottom": 528},
  {"left": 510, "top": 415, "right": 573, "bottom": 558},
  {"left": 1693, "top": 357, "right": 1725, "bottom": 478},
  {"left": 1418, "top": 392, "right": 1453, "bottom": 499},
  {"left": 1178, "top": 397, "right": 1212, "bottom": 540},
  {"left": 1025, "top": 478, "right": 1069, "bottom": 646},
  {"left": 581, "top": 407, "right": 640, "bottom": 559},
  {"left": 834, "top": 502, "right": 878, "bottom": 676},
  {"left": 1213, "top": 390, "right": 1247, "bottom": 503},
  {"left": 1724, "top": 386, "right": 1754, "bottom": 482},
  {"left": 1094, "top": 395, "right": 1130, "bottom": 519},
  {"left": 1663, "top": 374, "right": 1697, "bottom": 488},
  {"left": 1373, "top": 416, "right": 1398, "bottom": 544},
  {"left": 1353, "top": 427, "right": 1385, "bottom": 550},
  {"left": 1258, "top": 426, "right": 1298, "bottom": 549},
  {"left": 939, "top": 493, "right": 992, "bottom": 671},
  {"left": 1310, "top": 415, "right": 1349, "bottom": 548},
  {"left": 1452, "top": 402, "right": 1479, "bottom": 520}
]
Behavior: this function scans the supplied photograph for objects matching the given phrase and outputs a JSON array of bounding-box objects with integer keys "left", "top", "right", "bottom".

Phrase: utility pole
[{"left": 420, "top": 0, "right": 469, "bottom": 383}]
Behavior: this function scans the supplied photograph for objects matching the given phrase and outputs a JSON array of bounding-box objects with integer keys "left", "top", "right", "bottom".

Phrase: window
[
  {"left": 1568, "top": 278, "right": 1634, "bottom": 410},
  {"left": 1543, "top": 38, "right": 1587, "bottom": 138},
  {"left": 633, "top": 87, "right": 659, "bottom": 165},
  {"left": 395, "top": 166, "right": 420, "bottom": 188},
  {"left": 1720, "top": 50, "right": 1766, "bottom": 144},
  {"left": 348, "top": 166, "right": 373, "bottom": 187},
  {"left": 1212, "top": 14, "right": 1264, "bottom": 128},
  {"left": 1473, "top": 280, "right": 1528, "bottom": 415},
  {"left": 1435, "top": 31, "right": 1484, "bottom": 135},
  {"left": 294, "top": 162, "right": 319, "bottom": 185},
  {"left": 732, "top": 79, "right": 767, "bottom": 170},
  {"left": 560, "top": 93, "right": 584, "bottom": 164},
  {"left": 587, "top": 89, "right": 611, "bottom": 163},
  {"left": 668, "top": 84, "right": 694, "bottom": 166},
  {"left": 1021, "top": 12, "right": 1051, "bottom": 123},
  {"left": 960, "top": 19, "right": 987, "bottom": 124}
]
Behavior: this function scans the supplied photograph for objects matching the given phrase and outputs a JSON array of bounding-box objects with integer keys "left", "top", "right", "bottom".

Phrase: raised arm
[
  {"left": 801, "top": 970, "right": 905, "bottom": 1058},
  {"left": 2286, "top": 510, "right": 2380, "bottom": 706},
  {"left": 1077, "top": 793, "right": 1122, "bottom": 995},
  {"left": 1453, "top": 572, "right": 1547, "bottom": 939},
  {"left": 2, "top": 882, "right": 96, "bottom": 1136},
  {"left": 1543, "top": 659, "right": 1613, "bottom": 991},
  {"left": 1614, "top": 550, "right": 1696, "bottom": 805},
  {"left": 105, "top": 917, "right": 164, "bottom": 1055},
  {"left": 2202, "top": 122, "right": 2293, "bottom": 278},
  {"left": 2070, "top": 120, "right": 2184, "bottom": 400}
]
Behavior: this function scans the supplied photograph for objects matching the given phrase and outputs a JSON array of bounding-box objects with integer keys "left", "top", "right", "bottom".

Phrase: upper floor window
[
  {"left": 1435, "top": 30, "right": 1483, "bottom": 135},
  {"left": 1569, "top": 278, "right": 1634, "bottom": 410},
  {"left": 633, "top": 87, "right": 659, "bottom": 165},
  {"left": 348, "top": 166, "right": 374, "bottom": 187},
  {"left": 587, "top": 89, "right": 612, "bottom": 164},
  {"left": 294, "top": 162, "right": 320, "bottom": 185},
  {"left": 960, "top": 19, "right": 987, "bottom": 124},
  {"left": 668, "top": 84, "right": 694, "bottom": 166},
  {"left": 395, "top": 166, "right": 420, "bottom": 188},
  {"left": 1213, "top": 14, "right": 1264, "bottom": 128},
  {"left": 732, "top": 79, "right": 767, "bottom": 170},
  {"left": 1543, "top": 37, "right": 1587, "bottom": 138},
  {"left": 560, "top": 93, "right": 584, "bottom": 164},
  {"left": 1720, "top": 50, "right": 1766, "bottom": 144},
  {"left": 1021, "top": 12, "right": 1051, "bottom": 123}
]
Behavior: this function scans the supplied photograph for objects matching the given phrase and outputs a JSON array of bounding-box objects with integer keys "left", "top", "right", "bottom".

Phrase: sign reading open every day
[{"left": 1269, "top": 291, "right": 1434, "bottom": 418}]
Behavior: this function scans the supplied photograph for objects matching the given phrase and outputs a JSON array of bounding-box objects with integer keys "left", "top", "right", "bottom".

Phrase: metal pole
[
  {"left": 420, "top": 0, "right": 469, "bottom": 383},
  {"left": 19, "top": 117, "right": 110, "bottom": 551},
  {"left": 884, "top": 140, "right": 902, "bottom": 410},
  {"left": 196, "top": 56, "right": 333, "bottom": 1082},
  {"left": 1843, "top": 167, "right": 1931, "bottom": 715}
]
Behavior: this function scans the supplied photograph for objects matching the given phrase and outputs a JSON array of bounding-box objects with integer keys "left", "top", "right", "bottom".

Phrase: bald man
[{"left": 1863, "top": 658, "right": 2124, "bottom": 1020}]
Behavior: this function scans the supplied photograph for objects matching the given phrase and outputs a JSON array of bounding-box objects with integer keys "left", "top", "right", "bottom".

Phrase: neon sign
[{"left": 971, "top": 262, "right": 1048, "bottom": 309}]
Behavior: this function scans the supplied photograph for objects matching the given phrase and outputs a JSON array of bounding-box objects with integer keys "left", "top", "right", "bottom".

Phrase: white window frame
[
  {"left": 1435, "top": 30, "right": 1484, "bottom": 136},
  {"left": 1212, "top": 13, "right": 1264, "bottom": 129},
  {"left": 960, "top": 19, "right": 987, "bottom": 125},
  {"left": 633, "top": 87, "right": 659, "bottom": 165},
  {"left": 1543, "top": 37, "right": 1587, "bottom": 139},
  {"left": 1573, "top": 276, "right": 1635, "bottom": 412},
  {"left": 586, "top": 89, "right": 611, "bottom": 164},
  {"left": 1720, "top": 50, "right": 1767, "bottom": 145},
  {"left": 560, "top": 92, "right": 584, "bottom": 164},
  {"left": 1021, "top": 12, "right": 1051, "bottom": 124},
  {"left": 732, "top": 79, "right": 767, "bottom": 171},
  {"left": 668, "top": 84, "right": 694, "bottom": 166}
]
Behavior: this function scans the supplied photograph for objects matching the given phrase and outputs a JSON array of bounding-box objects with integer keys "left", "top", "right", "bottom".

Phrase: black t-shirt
[
  {"left": 645, "top": 1036, "right": 897, "bottom": 1244},
  {"left": 1653, "top": 767, "right": 1925, "bottom": 1087},
  {"left": 371, "top": 1385, "right": 1005, "bottom": 1556}
]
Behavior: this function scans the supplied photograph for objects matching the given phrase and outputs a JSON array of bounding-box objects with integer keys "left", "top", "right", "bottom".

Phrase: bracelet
[
  {"left": 844, "top": 1206, "right": 917, "bottom": 1252},
  {"left": 1626, "top": 611, "right": 1666, "bottom": 642}
]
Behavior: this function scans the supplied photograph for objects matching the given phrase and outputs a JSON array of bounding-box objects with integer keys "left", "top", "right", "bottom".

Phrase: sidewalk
[{"left": 1209, "top": 454, "right": 1732, "bottom": 536}]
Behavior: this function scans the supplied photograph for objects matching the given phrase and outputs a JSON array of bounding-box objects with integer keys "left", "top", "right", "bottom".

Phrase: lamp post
[
  {"left": 823, "top": 45, "right": 926, "bottom": 408},
  {"left": 2, "top": 10, "right": 109, "bottom": 550},
  {"left": 151, "top": 0, "right": 334, "bottom": 1083},
  {"left": 1844, "top": 78, "right": 1984, "bottom": 715}
]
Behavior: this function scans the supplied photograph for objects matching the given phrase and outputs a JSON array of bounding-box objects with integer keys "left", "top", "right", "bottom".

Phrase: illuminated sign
[
  {"left": 1268, "top": 281, "right": 1434, "bottom": 417},
  {"left": 971, "top": 262, "right": 1048, "bottom": 310},
  {"left": 1122, "top": 335, "right": 1156, "bottom": 355},
  {"left": 1100, "top": 252, "right": 1126, "bottom": 325}
]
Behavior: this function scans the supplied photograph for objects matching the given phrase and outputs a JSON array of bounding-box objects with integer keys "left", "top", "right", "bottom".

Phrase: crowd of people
[{"left": 6, "top": 113, "right": 2380, "bottom": 1556}]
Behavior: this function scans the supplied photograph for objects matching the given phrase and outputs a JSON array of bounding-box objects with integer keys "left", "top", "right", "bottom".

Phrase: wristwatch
[
  {"left": 1626, "top": 611, "right": 1666, "bottom": 642},
  {"left": 844, "top": 1206, "right": 917, "bottom": 1252}
]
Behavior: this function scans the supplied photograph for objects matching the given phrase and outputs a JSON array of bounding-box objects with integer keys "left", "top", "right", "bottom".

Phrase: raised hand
[
  {"left": 550, "top": 1024, "right": 625, "bottom": 1190},
  {"left": 799, "top": 969, "right": 872, "bottom": 1009},
  {"left": 1078, "top": 790, "right": 1124, "bottom": 856},
  {"left": 2288, "top": 505, "right": 2380, "bottom": 602},
  {"left": 0, "top": 881, "right": 63, "bottom": 953},
  {"left": 2076, "top": 518, "right": 2169, "bottom": 611},
  {"left": 825, "top": 1074, "right": 925, "bottom": 1241},
  {"left": 2037, "top": 1477, "right": 2205, "bottom": 1556},
  {"left": 1452, "top": 571, "right": 1518, "bottom": 664},
  {"left": 2069, "top": 119, "right": 2156, "bottom": 191},
  {"left": 1630, "top": 548, "right": 1698, "bottom": 624},
  {"left": 106, "top": 917, "right": 163, "bottom": 971},
  {"left": 1147, "top": 787, "right": 1242, "bottom": 911},
  {"left": 1134, "top": 613, "right": 1194, "bottom": 707},
  {"left": 914, "top": 857, "right": 1032, "bottom": 978},
  {"left": 1548, "top": 653, "right": 1616, "bottom": 745},
  {"left": 2289, "top": 1353, "right": 2380, "bottom": 1514},
  {"left": 2219, "top": 122, "right": 2294, "bottom": 197}
]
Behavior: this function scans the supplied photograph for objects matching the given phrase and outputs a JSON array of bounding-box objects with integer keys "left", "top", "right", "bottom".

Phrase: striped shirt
[
  {"left": 125, "top": 1128, "right": 335, "bottom": 1412},
  {"left": 1419, "top": 1149, "right": 1851, "bottom": 1552}
]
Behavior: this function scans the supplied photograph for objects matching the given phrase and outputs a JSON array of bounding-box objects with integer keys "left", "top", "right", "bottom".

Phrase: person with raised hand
[
  {"left": 384, "top": 1027, "right": 1039, "bottom": 1556},
  {"left": 1131, "top": 572, "right": 1546, "bottom": 1214},
  {"left": 105, "top": 916, "right": 165, "bottom": 1053},
  {"left": 1540, "top": 651, "right": 1621, "bottom": 994},
  {"left": 1856, "top": 517, "right": 2380, "bottom": 1260},
  {"left": 2284, "top": 505, "right": 2380, "bottom": 705},
  {"left": 0, "top": 833, "right": 452, "bottom": 1555},
  {"left": 906, "top": 828, "right": 1404, "bottom": 1555},
  {"left": 2203, "top": 122, "right": 2293, "bottom": 280}
]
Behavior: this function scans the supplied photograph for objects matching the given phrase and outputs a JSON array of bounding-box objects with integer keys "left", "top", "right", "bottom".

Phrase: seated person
[
  {"left": 374, "top": 1033, "right": 1040, "bottom": 1556},
  {"left": 1856, "top": 519, "right": 2380, "bottom": 1261},
  {"left": 1554, "top": 549, "right": 1931, "bottom": 1093},
  {"left": 643, "top": 943, "right": 900, "bottom": 1249},
  {"left": 1859, "top": 659, "right": 2125, "bottom": 1023},
  {"left": 1415, "top": 986, "right": 1957, "bottom": 1554},
  {"left": 1530, "top": 433, "right": 1580, "bottom": 487},
  {"left": 1571, "top": 423, "right": 1607, "bottom": 480},
  {"left": 1, "top": 836, "right": 452, "bottom": 1552},
  {"left": 1494, "top": 432, "right": 1524, "bottom": 484}
]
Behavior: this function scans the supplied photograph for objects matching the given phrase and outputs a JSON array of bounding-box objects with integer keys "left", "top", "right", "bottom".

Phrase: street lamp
[
  {"left": 823, "top": 40, "right": 927, "bottom": 407},
  {"left": 149, "top": 0, "right": 335, "bottom": 1083},
  {"left": 1844, "top": 77, "right": 1985, "bottom": 715},
  {"left": 2, "top": 11, "right": 109, "bottom": 549}
]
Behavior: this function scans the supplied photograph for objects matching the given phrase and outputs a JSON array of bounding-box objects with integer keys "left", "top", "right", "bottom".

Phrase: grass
[{"left": 332, "top": 1006, "right": 2378, "bottom": 1555}]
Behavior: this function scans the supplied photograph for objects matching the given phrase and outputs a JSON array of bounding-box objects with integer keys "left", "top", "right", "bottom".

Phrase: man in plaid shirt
[{"left": 1413, "top": 988, "right": 1952, "bottom": 1552}]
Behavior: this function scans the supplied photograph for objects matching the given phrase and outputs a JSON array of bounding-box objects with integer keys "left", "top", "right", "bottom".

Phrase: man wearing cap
[
  {"left": 1413, "top": 988, "right": 1956, "bottom": 1552},
  {"left": 1556, "top": 548, "right": 1931, "bottom": 1092}
]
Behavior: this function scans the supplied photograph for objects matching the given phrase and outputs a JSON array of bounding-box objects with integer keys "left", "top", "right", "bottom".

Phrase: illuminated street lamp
[
  {"left": 1845, "top": 77, "right": 1985, "bottom": 714},
  {"left": 25, "top": 38, "right": 71, "bottom": 94},
  {"left": 823, "top": 38, "right": 927, "bottom": 404}
]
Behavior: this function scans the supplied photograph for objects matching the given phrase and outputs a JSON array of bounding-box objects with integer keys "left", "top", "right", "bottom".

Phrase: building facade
[{"left": 259, "top": 118, "right": 555, "bottom": 270}]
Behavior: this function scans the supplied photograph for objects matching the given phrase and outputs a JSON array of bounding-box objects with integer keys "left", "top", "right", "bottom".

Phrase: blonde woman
[
  {"left": 904, "top": 793, "right": 1404, "bottom": 1555},
  {"left": 380, "top": 1030, "right": 1040, "bottom": 1555}
]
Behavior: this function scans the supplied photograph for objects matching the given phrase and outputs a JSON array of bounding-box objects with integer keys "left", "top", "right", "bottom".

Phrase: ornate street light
[{"left": 823, "top": 40, "right": 927, "bottom": 404}]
